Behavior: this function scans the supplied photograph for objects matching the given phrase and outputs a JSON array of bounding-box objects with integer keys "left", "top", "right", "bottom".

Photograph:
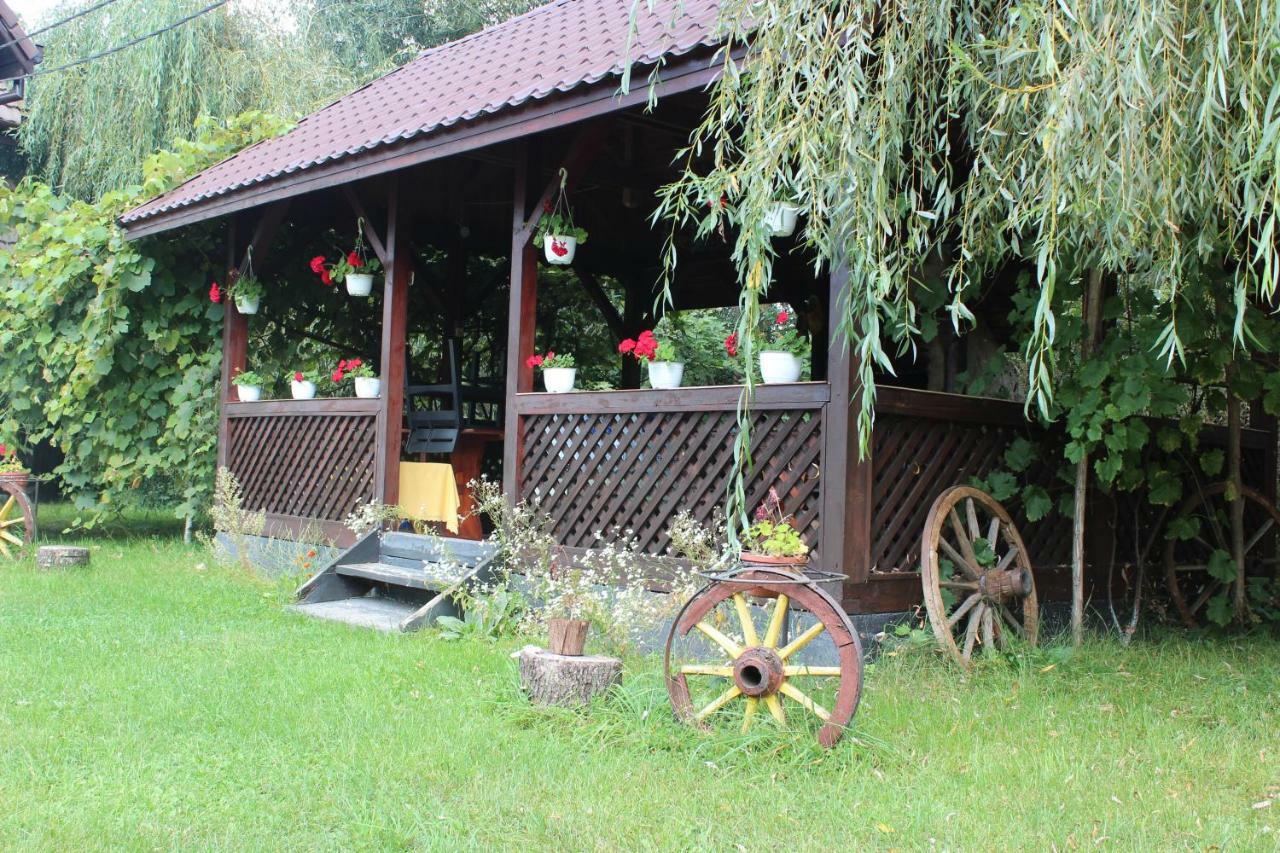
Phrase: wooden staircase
[{"left": 292, "top": 531, "right": 498, "bottom": 632}]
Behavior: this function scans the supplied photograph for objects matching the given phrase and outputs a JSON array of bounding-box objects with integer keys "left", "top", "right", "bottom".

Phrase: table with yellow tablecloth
[{"left": 397, "top": 462, "right": 459, "bottom": 534}]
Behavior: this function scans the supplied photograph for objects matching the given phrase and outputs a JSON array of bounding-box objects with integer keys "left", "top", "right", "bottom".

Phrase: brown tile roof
[{"left": 121, "top": 0, "right": 722, "bottom": 226}]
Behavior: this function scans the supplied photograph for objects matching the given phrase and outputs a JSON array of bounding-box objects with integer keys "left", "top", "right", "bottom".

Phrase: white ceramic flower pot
[
  {"left": 648, "top": 361, "right": 684, "bottom": 390},
  {"left": 234, "top": 294, "right": 260, "bottom": 315},
  {"left": 542, "top": 367, "right": 576, "bottom": 393},
  {"left": 354, "top": 376, "right": 381, "bottom": 398},
  {"left": 764, "top": 202, "right": 803, "bottom": 238},
  {"left": 346, "top": 273, "right": 375, "bottom": 297},
  {"left": 236, "top": 385, "right": 261, "bottom": 403},
  {"left": 543, "top": 234, "right": 577, "bottom": 265},
  {"left": 759, "top": 351, "right": 802, "bottom": 384},
  {"left": 290, "top": 380, "right": 317, "bottom": 400}
]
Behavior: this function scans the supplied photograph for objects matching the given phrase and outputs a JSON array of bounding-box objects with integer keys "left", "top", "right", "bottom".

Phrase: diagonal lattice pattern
[
  {"left": 520, "top": 409, "right": 824, "bottom": 559},
  {"left": 869, "top": 415, "right": 1070, "bottom": 573},
  {"left": 226, "top": 413, "right": 378, "bottom": 522}
]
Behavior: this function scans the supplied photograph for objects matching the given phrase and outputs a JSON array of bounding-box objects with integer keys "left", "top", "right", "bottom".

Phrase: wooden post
[
  {"left": 377, "top": 184, "right": 411, "bottom": 506},
  {"left": 217, "top": 216, "right": 247, "bottom": 470},
  {"left": 503, "top": 142, "right": 539, "bottom": 501},
  {"left": 1226, "top": 378, "right": 1247, "bottom": 619},
  {"left": 821, "top": 263, "right": 872, "bottom": 595},
  {"left": 1071, "top": 267, "right": 1105, "bottom": 646}
]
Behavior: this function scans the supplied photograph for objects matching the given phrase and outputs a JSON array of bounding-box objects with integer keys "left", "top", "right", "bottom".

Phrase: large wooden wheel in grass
[
  {"left": 921, "top": 486, "right": 1039, "bottom": 667},
  {"left": 0, "top": 481, "right": 34, "bottom": 560},
  {"left": 664, "top": 566, "right": 863, "bottom": 749},
  {"left": 1163, "top": 482, "right": 1280, "bottom": 628}
]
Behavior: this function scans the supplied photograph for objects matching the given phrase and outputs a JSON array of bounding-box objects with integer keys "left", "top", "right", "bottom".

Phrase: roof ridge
[{"left": 409, "top": 0, "right": 581, "bottom": 63}]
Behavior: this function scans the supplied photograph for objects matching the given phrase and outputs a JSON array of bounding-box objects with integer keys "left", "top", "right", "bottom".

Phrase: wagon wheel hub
[
  {"left": 732, "top": 646, "right": 785, "bottom": 697},
  {"left": 979, "top": 567, "right": 1032, "bottom": 603}
]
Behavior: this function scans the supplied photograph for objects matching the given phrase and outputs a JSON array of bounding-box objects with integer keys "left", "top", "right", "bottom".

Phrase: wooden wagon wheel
[
  {"left": 1163, "top": 482, "right": 1280, "bottom": 628},
  {"left": 921, "top": 485, "right": 1039, "bottom": 666},
  {"left": 664, "top": 568, "right": 863, "bottom": 749},
  {"left": 0, "top": 481, "right": 35, "bottom": 560}
]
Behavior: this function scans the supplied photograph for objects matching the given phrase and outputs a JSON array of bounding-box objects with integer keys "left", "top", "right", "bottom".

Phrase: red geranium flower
[
  {"left": 724, "top": 332, "right": 738, "bottom": 357},
  {"left": 209, "top": 282, "right": 221, "bottom": 303},
  {"left": 545, "top": 351, "right": 555, "bottom": 361},
  {"left": 293, "top": 372, "right": 304, "bottom": 383},
  {"left": 349, "top": 358, "right": 362, "bottom": 368},
  {"left": 332, "top": 370, "right": 344, "bottom": 383},
  {"left": 347, "top": 251, "right": 361, "bottom": 268},
  {"left": 320, "top": 269, "right": 333, "bottom": 286},
  {"left": 776, "top": 310, "right": 789, "bottom": 325},
  {"left": 525, "top": 354, "right": 543, "bottom": 369},
  {"left": 309, "top": 255, "right": 327, "bottom": 274},
  {"left": 618, "top": 339, "right": 635, "bottom": 354},
  {"left": 338, "top": 360, "right": 348, "bottom": 371},
  {"left": 543, "top": 200, "right": 553, "bottom": 213}
]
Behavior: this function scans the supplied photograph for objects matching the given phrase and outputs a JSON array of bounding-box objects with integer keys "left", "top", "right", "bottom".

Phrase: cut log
[
  {"left": 37, "top": 546, "right": 90, "bottom": 570},
  {"left": 514, "top": 645, "right": 622, "bottom": 708}
]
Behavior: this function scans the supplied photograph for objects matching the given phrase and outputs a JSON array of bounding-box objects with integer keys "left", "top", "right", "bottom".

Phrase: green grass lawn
[{"left": 0, "top": 519, "right": 1277, "bottom": 849}]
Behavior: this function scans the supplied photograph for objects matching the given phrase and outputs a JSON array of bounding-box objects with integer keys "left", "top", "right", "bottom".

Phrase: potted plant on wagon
[
  {"left": 287, "top": 369, "right": 318, "bottom": 400},
  {"left": 332, "top": 357, "right": 380, "bottom": 398},
  {"left": 232, "top": 369, "right": 266, "bottom": 402},
  {"left": 619, "top": 328, "right": 684, "bottom": 389},
  {"left": 0, "top": 443, "right": 29, "bottom": 490},
  {"left": 740, "top": 488, "right": 809, "bottom": 568},
  {"left": 535, "top": 168, "right": 588, "bottom": 265},
  {"left": 527, "top": 351, "right": 576, "bottom": 393},
  {"left": 758, "top": 306, "right": 804, "bottom": 384}
]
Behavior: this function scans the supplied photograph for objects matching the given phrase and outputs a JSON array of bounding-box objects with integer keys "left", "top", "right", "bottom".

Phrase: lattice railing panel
[
  {"left": 520, "top": 408, "right": 823, "bottom": 558},
  {"left": 226, "top": 413, "right": 377, "bottom": 522},
  {"left": 869, "top": 415, "right": 1070, "bottom": 573}
]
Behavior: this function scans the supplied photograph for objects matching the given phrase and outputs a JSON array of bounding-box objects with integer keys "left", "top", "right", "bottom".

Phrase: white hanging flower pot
[
  {"left": 759, "top": 351, "right": 802, "bottom": 384},
  {"left": 236, "top": 385, "right": 261, "bottom": 403},
  {"left": 234, "top": 294, "right": 260, "bottom": 315},
  {"left": 542, "top": 367, "right": 577, "bottom": 393},
  {"left": 290, "top": 380, "right": 317, "bottom": 400},
  {"left": 543, "top": 235, "right": 577, "bottom": 265},
  {"left": 764, "top": 202, "right": 803, "bottom": 238},
  {"left": 354, "top": 377, "right": 381, "bottom": 398},
  {"left": 346, "top": 273, "right": 375, "bottom": 297},
  {"left": 648, "top": 361, "right": 685, "bottom": 390}
]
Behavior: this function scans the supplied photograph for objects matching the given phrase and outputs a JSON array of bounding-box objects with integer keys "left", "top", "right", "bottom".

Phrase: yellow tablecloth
[{"left": 398, "top": 462, "right": 460, "bottom": 534}]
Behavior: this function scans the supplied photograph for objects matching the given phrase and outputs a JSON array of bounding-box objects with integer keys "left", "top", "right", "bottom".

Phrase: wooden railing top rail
[
  {"left": 515, "top": 382, "right": 829, "bottom": 415},
  {"left": 224, "top": 398, "right": 382, "bottom": 418}
]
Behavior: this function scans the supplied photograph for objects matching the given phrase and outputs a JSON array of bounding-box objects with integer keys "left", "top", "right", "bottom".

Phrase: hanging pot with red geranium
[
  {"left": 228, "top": 246, "right": 264, "bottom": 314},
  {"left": 535, "top": 168, "right": 588, "bottom": 265},
  {"left": 309, "top": 220, "right": 382, "bottom": 296}
]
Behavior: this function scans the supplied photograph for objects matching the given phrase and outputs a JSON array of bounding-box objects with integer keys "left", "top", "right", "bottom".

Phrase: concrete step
[
  {"left": 336, "top": 561, "right": 464, "bottom": 590},
  {"left": 290, "top": 596, "right": 418, "bottom": 632}
]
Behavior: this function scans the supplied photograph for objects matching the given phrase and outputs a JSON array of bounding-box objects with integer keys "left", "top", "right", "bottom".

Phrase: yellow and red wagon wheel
[
  {"left": 920, "top": 485, "right": 1039, "bottom": 667},
  {"left": 1163, "top": 482, "right": 1280, "bottom": 628},
  {"left": 664, "top": 567, "right": 863, "bottom": 749},
  {"left": 0, "top": 481, "right": 35, "bottom": 560}
]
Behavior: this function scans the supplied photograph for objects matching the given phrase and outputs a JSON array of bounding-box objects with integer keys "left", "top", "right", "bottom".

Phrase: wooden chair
[{"left": 405, "top": 341, "right": 462, "bottom": 455}]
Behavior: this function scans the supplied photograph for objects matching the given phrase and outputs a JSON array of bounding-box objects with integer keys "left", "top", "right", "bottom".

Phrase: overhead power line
[
  {"left": 0, "top": 0, "right": 126, "bottom": 56},
  {"left": 1, "top": 0, "right": 231, "bottom": 83}
]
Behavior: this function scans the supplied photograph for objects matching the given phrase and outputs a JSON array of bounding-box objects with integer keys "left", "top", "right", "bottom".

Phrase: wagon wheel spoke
[
  {"left": 998, "top": 604, "right": 1027, "bottom": 638},
  {"left": 994, "top": 545, "right": 1019, "bottom": 572},
  {"left": 0, "top": 529, "right": 22, "bottom": 546},
  {"left": 783, "top": 665, "right": 843, "bottom": 677},
  {"left": 987, "top": 516, "right": 1002, "bottom": 551},
  {"left": 938, "top": 536, "right": 981, "bottom": 581},
  {"left": 966, "top": 498, "right": 981, "bottom": 542},
  {"left": 1189, "top": 581, "right": 1225, "bottom": 615},
  {"left": 949, "top": 510, "right": 982, "bottom": 571},
  {"left": 764, "top": 694, "right": 786, "bottom": 725},
  {"left": 732, "top": 593, "right": 759, "bottom": 647},
  {"left": 980, "top": 606, "right": 995, "bottom": 651},
  {"left": 763, "top": 593, "right": 788, "bottom": 648},
  {"left": 778, "top": 621, "right": 825, "bottom": 660},
  {"left": 696, "top": 685, "right": 743, "bottom": 721},
  {"left": 740, "top": 696, "right": 758, "bottom": 733},
  {"left": 0, "top": 495, "right": 15, "bottom": 519},
  {"left": 940, "top": 579, "right": 979, "bottom": 591},
  {"left": 1244, "top": 518, "right": 1274, "bottom": 556},
  {"left": 962, "top": 604, "right": 983, "bottom": 661},
  {"left": 947, "top": 593, "right": 982, "bottom": 628},
  {"left": 0, "top": 538, "right": 8, "bottom": 558},
  {"left": 779, "top": 682, "right": 830, "bottom": 722},
  {"left": 694, "top": 621, "right": 744, "bottom": 659},
  {"left": 680, "top": 665, "right": 733, "bottom": 677}
]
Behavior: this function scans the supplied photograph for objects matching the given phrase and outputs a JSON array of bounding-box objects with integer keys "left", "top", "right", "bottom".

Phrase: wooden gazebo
[{"left": 119, "top": 0, "right": 1279, "bottom": 620}]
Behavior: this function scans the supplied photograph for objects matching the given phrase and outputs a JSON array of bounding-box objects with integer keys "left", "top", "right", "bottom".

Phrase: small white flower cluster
[{"left": 343, "top": 498, "right": 401, "bottom": 536}]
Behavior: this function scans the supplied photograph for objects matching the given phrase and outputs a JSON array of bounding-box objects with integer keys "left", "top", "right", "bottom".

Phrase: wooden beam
[
  {"left": 377, "top": 184, "right": 411, "bottom": 506},
  {"left": 238, "top": 200, "right": 289, "bottom": 275},
  {"left": 121, "top": 52, "right": 725, "bottom": 241},
  {"left": 503, "top": 142, "right": 539, "bottom": 501},
  {"left": 513, "top": 121, "right": 609, "bottom": 247},
  {"left": 821, "top": 263, "right": 872, "bottom": 588},
  {"left": 573, "top": 268, "right": 626, "bottom": 341},
  {"left": 342, "top": 185, "right": 388, "bottom": 266},
  {"left": 217, "top": 215, "right": 245, "bottom": 469}
]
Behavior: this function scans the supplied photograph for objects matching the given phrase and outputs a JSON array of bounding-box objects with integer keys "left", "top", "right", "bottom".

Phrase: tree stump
[
  {"left": 514, "top": 645, "right": 622, "bottom": 708},
  {"left": 36, "top": 546, "right": 90, "bottom": 570}
]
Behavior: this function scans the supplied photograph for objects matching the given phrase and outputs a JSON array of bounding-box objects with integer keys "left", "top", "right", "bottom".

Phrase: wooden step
[
  {"left": 290, "top": 597, "right": 418, "bottom": 632},
  {"left": 335, "top": 561, "right": 466, "bottom": 590}
]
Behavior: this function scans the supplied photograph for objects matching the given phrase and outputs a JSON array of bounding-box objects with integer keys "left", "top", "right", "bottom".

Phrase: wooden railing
[
  {"left": 514, "top": 384, "right": 829, "bottom": 559},
  {"left": 223, "top": 398, "right": 380, "bottom": 542}
]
